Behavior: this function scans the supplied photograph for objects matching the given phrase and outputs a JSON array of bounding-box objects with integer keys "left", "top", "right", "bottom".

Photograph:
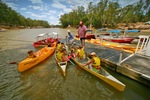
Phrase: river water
[{"left": 0, "top": 28, "right": 149, "bottom": 100}]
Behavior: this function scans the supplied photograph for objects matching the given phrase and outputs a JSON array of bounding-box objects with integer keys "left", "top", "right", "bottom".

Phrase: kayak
[
  {"left": 54, "top": 51, "right": 68, "bottom": 76},
  {"left": 33, "top": 38, "right": 58, "bottom": 47},
  {"left": 71, "top": 53, "right": 126, "bottom": 91},
  {"left": 18, "top": 42, "right": 56, "bottom": 72},
  {"left": 90, "top": 39, "right": 136, "bottom": 53}
]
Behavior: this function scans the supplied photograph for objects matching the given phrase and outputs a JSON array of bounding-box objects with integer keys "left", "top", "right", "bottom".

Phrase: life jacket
[
  {"left": 57, "top": 51, "right": 63, "bottom": 61},
  {"left": 27, "top": 54, "right": 36, "bottom": 58},
  {"left": 71, "top": 48, "right": 75, "bottom": 53},
  {"left": 78, "top": 48, "right": 84, "bottom": 58},
  {"left": 57, "top": 43, "right": 61, "bottom": 51},
  {"left": 77, "top": 48, "right": 84, "bottom": 58},
  {"left": 92, "top": 57, "right": 100, "bottom": 69}
]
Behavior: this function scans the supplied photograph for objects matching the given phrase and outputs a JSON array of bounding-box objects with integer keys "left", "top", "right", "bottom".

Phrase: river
[{"left": 0, "top": 28, "right": 149, "bottom": 100}]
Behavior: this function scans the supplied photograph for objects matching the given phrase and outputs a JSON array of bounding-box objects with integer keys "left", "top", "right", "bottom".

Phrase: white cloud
[
  {"left": 26, "top": 11, "right": 33, "bottom": 14},
  {"left": 52, "top": 1, "right": 71, "bottom": 13},
  {"left": 31, "top": 13, "right": 47, "bottom": 18},
  {"left": 28, "top": 4, "right": 48, "bottom": 11},
  {"left": 32, "top": 6, "right": 41, "bottom": 10},
  {"left": 5, "top": 2, "right": 18, "bottom": 10},
  {"left": 28, "top": 0, "right": 43, "bottom": 4},
  {"left": 20, "top": 8, "right": 27, "bottom": 10},
  {"left": 48, "top": 10, "right": 57, "bottom": 14},
  {"left": 48, "top": 16, "right": 60, "bottom": 25},
  {"left": 116, "top": 0, "right": 140, "bottom": 7},
  {"left": 52, "top": 1, "right": 66, "bottom": 9}
]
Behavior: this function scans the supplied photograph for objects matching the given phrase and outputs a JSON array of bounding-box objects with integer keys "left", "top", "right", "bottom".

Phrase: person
[
  {"left": 47, "top": 43, "right": 51, "bottom": 47},
  {"left": 56, "top": 42, "right": 62, "bottom": 51},
  {"left": 57, "top": 48, "right": 69, "bottom": 62},
  {"left": 27, "top": 50, "right": 36, "bottom": 58},
  {"left": 67, "top": 30, "right": 74, "bottom": 45},
  {"left": 78, "top": 21, "right": 87, "bottom": 47},
  {"left": 83, "top": 52, "right": 101, "bottom": 72},
  {"left": 68, "top": 46, "right": 76, "bottom": 59},
  {"left": 76, "top": 46, "right": 85, "bottom": 59}
]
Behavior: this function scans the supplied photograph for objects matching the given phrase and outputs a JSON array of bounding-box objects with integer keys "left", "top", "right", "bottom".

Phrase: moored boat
[
  {"left": 76, "top": 29, "right": 95, "bottom": 39},
  {"left": 18, "top": 42, "right": 56, "bottom": 72},
  {"left": 96, "top": 29, "right": 136, "bottom": 43},
  {"left": 33, "top": 32, "right": 61, "bottom": 47},
  {"left": 71, "top": 53, "right": 126, "bottom": 91},
  {"left": 110, "top": 37, "right": 134, "bottom": 43}
]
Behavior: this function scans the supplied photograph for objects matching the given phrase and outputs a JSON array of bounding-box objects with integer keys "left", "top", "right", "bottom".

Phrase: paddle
[
  {"left": 9, "top": 61, "right": 18, "bottom": 64},
  {"left": 66, "top": 56, "right": 75, "bottom": 65},
  {"left": 68, "top": 59, "right": 74, "bottom": 65}
]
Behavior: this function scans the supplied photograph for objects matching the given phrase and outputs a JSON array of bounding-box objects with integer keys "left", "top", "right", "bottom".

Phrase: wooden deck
[{"left": 73, "top": 39, "right": 150, "bottom": 87}]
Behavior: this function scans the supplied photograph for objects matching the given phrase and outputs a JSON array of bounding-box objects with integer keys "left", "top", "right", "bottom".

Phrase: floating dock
[{"left": 73, "top": 39, "right": 150, "bottom": 87}]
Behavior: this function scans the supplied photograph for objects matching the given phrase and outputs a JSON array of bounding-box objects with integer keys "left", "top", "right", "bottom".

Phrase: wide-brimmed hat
[
  {"left": 67, "top": 30, "right": 70, "bottom": 32},
  {"left": 90, "top": 52, "right": 96, "bottom": 56}
]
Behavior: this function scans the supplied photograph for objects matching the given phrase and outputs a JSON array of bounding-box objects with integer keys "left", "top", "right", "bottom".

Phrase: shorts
[
  {"left": 80, "top": 38, "right": 86, "bottom": 41},
  {"left": 69, "top": 39, "right": 74, "bottom": 44}
]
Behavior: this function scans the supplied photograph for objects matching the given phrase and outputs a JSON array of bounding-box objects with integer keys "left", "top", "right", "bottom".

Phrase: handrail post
[
  {"left": 118, "top": 49, "right": 124, "bottom": 65},
  {"left": 66, "top": 36, "right": 68, "bottom": 44}
]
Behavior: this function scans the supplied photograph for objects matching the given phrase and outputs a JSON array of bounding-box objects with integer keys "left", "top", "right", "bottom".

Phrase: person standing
[{"left": 78, "top": 21, "right": 87, "bottom": 47}]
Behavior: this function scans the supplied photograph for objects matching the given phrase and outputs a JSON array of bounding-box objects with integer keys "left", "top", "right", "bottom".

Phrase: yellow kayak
[
  {"left": 71, "top": 54, "right": 125, "bottom": 91},
  {"left": 18, "top": 42, "right": 56, "bottom": 72}
]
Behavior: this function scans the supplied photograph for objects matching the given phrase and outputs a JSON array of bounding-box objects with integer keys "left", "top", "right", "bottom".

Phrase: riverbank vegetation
[
  {"left": 0, "top": 0, "right": 50, "bottom": 29},
  {"left": 0, "top": 0, "right": 150, "bottom": 29},
  {"left": 59, "top": 0, "right": 150, "bottom": 29}
]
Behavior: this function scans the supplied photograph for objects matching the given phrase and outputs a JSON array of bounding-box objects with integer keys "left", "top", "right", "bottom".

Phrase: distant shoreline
[{"left": 1, "top": 24, "right": 150, "bottom": 34}]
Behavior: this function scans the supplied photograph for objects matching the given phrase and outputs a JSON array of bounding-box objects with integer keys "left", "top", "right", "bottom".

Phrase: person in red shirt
[{"left": 78, "top": 21, "right": 87, "bottom": 47}]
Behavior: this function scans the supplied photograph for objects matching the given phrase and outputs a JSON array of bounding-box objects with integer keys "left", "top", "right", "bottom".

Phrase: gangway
[{"left": 118, "top": 35, "right": 150, "bottom": 65}]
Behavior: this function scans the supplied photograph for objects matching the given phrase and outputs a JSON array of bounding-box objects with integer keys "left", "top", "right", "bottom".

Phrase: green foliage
[
  {"left": 0, "top": 1, "right": 50, "bottom": 28},
  {"left": 59, "top": 0, "right": 150, "bottom": 28}
]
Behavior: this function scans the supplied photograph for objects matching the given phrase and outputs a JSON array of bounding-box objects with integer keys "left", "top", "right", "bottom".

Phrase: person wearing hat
[
  {"left": 78, "top": 21, "right": 87, "bottom": 47},
  {"left": 83, "top": 52, "right": 101, "bottom": 72},
  {"left": 67, "top": 30, "right": 74, "bottom": 45}
]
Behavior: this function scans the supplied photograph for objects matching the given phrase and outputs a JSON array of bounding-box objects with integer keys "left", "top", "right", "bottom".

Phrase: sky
[{"left": 2, "top": 0, "right": 140, "bottom": 25}]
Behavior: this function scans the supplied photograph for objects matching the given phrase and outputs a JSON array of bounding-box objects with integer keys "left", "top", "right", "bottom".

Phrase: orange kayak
[
  {"left": 18, "top": 42, "right": 56, "bottom": 72},
  {"left": 90, "top": 39, "right": 137, "bottom": 53}
]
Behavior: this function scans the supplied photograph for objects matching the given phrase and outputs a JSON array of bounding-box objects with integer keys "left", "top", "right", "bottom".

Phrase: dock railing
[
  {"left": 135, "top": 35, "right": 150, "bottom": 55},
  {"left": 118, "top": 35, "right": 150, "bottom": 65}
]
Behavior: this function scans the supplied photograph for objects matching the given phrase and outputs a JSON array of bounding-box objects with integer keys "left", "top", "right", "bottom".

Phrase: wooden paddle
[
  {"left": 9, "top": 61, "right": 18, "bottom": 64},
  {"left": 66, "top": 56, "right": 75, "bottom": 65}
]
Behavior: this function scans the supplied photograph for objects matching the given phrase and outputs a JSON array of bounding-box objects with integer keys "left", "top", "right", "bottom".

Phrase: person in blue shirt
[{"left": 67, "top": 30, "right": 74, "bottom": 45}]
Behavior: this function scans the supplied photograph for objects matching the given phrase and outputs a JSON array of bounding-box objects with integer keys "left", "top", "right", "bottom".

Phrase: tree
[{"left": 0, "top": 1, "right": 50, "bottom": 28}]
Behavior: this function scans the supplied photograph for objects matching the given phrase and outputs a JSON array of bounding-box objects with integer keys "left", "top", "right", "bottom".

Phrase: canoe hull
[
  {"left": 71, "top": 56, "right": 125, "bottom": 91},
  {"left": 111, "top": 38, "right": 134, "bottom": 43},
  {"left": 54, "top": 51, "right": 67, "bottom": 76},
  {"left": 18, "top": 42, "right": 56, "bottom": 72}
]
